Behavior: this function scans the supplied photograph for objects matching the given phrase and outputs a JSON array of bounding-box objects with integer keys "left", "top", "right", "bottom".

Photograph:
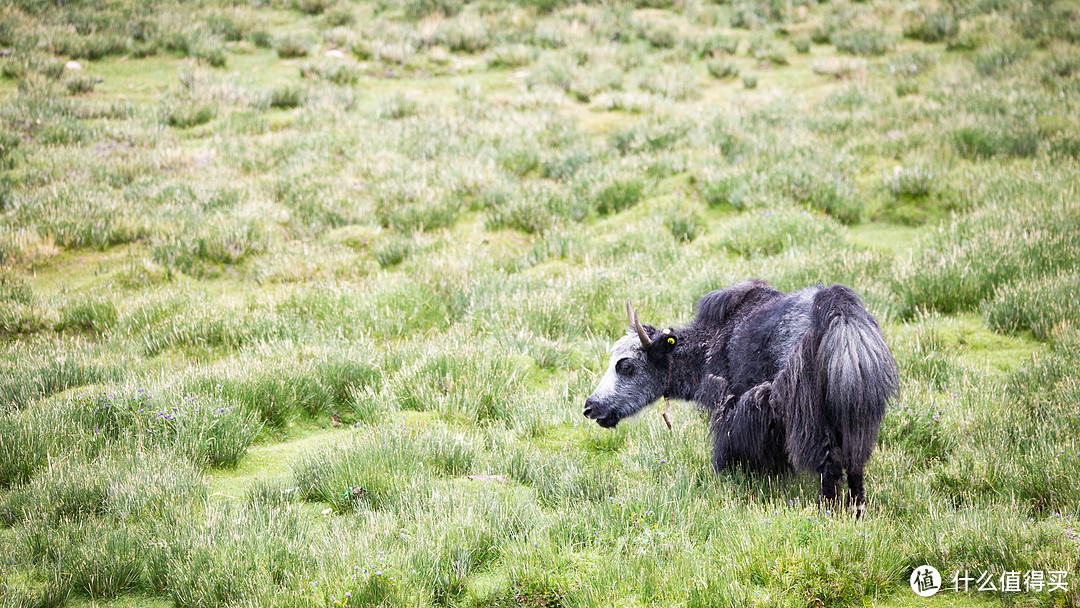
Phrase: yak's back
[
  {"left": 695, "top": 279, "right": 785, "bottom": 388},
  {"left": 725, "top": 286, "right": 821, "bottom": 394}
]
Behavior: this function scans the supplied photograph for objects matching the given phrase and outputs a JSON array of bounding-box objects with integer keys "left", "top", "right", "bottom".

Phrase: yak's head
[{"left": 583, "top": 300, "right": 677, "bottom": 428}]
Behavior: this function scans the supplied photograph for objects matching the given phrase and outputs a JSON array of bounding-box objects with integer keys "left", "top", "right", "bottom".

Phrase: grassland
[{"left": 1, "top": 0, "right": 1079, "bottom": 606}]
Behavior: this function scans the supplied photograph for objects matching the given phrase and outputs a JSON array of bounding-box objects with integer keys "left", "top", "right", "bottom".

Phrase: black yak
[{"left": 583, "top": 279, "right": 898, "bottom": 514}]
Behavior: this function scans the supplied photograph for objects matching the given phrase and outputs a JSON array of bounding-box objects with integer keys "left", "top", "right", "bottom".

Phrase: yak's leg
[
  {"left": 818, "top": 447, "right": 844, "bottom": 508},
  {"left": 699, "top": 375, "right": 733, "bottom": 471},
  {"left": 712, "top": 426, "right": 732, "bottom": 471},
  {"left": 846, "top": 468, "right": 867, "bottom": 519}
]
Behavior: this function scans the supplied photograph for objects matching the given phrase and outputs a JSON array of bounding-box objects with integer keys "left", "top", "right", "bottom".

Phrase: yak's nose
[{"left": 583, "top": 397, "right": 598, "bottom": 419}]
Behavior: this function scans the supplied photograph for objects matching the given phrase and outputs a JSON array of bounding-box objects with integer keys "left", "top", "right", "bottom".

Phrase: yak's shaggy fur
[{"left": 584, "top": 279, "right": 898, "bottom": 512}]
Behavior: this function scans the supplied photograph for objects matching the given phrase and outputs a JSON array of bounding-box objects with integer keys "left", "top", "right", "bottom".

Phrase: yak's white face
[{"left": 583, "top": 332, "right": 667, "bottom": 428}]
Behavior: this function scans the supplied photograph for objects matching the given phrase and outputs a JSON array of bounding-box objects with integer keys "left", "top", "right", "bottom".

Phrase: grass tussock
[
  {"left": 983, "top": 270, "right": 1080, "bottom": 340},
  {"left": 719, "top": 209, "right": 843, "bottom": 258},
  {"left": 897, "top": 192, "right": 1080, "bottom": 317}
]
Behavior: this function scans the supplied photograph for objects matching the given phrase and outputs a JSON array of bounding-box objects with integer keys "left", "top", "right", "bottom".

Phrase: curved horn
[{"left": 626, "top": 298, "right": 652, "bottom": 349}]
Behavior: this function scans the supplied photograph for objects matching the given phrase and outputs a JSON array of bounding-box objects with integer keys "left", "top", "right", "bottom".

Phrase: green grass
[{"left": 1, "top": 0, "right": 1079, "bottom": 606}]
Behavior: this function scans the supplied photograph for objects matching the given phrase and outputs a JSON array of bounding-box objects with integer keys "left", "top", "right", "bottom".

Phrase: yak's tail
[
  {"left": 815, "top": 286, "right": 898, "bottom": 473},
  {"left": 774, "top": 285, "right": 898, "bottom": 476}
]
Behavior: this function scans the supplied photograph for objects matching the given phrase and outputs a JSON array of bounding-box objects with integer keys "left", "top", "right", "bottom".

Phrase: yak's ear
[{"left": 652, "top": 328, "right": 677, "bottom": 355}]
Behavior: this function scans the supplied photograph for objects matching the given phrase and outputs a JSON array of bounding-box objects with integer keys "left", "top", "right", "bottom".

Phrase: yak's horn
[{"left": 626, "top": 298, "right": 651, "bottom": 349}]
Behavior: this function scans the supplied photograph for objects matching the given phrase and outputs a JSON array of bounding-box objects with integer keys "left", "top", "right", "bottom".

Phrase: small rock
[
  {"left": 321, "top": 507, "right": 333, "bottom": 516},
  {"left": 325, "top": 49, "right": 346, "bottom": 59},
  {"left": 65, "top": 60, "right": 83, "bottom": 71}
]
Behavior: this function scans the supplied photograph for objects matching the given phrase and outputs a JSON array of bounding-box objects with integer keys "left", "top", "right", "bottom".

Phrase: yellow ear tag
[{"left": 667, "top": 337, "right": 675, "bottom": 345}]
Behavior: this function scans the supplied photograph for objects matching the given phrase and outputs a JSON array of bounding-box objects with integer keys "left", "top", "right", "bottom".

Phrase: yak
[{"left": 583, "top": 279, "right": 898, "bottom": 515}]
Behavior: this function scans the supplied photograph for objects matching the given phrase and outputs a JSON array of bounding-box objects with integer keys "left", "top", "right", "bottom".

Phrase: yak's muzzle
[{"left": 583, "top": 396, "right": 619, "bottom": 428}]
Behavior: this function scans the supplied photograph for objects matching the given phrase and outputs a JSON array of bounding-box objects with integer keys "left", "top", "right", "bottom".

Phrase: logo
[{"left": 911, "top": 565, "right": 942, "bottom": 597}]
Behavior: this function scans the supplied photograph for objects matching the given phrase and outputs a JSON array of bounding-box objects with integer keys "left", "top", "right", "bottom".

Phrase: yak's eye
[{"left": 615, "top": 358, "right": 634, "bottom": 377}]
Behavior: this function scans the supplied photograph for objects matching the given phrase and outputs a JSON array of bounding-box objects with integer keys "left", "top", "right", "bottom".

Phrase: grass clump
[
  {"left": 0, "top": 227, "right": 57, "bottom": 269},
  {"left": 272, "top": 177, "right": 357, "bottom": 233},
  {"left": 292, "top": 426, "right": 476, "bottom": 511},
  {"left": 375, "top": 92, "right": 419, "bottom": 119},
  {"left": 0, "top": 131, "right": 21, "bottom": 166},
  {"left": 696, "top": 173, "right": 750, "bottom": 210},
  {"left": 637, "top": 66, "right": 702, "bottom": 101},
  {"left": 695, "top": 34, "right": 739, "bottom": 57},
  {"left": 568, "top": 66, "right": 623, "bottom": 103},
  {"left": 0, "top": 346, "right": 125, "bottom": 413},
  {"left": 706, "top": 58, "right": 738, "bottom": 79},
  {"left": 831, "top": 27, "right": 892, "bottom": 57},
  {"left": 294, "top": 0, "right": 334, "bottom": 14},
  {"left": 372, "top": 180, "right": 460, "bottom": 233},
  {"left": 749, "top": 35, "right": 788, "bottom": 65},
  {"left": 897, "top": 194, "right": 1080, "bottom": 317},
  {"left": 593, "top": 178, "right": 645, "bottom": 216},
  {"left": 64, "top": 73, "right": 98, "bottom": 95},
  {"left": 1, "top": 447, "right": 205, "bottom": 526},
  {"left": 433, "top": 15, "right": 492, "bottom": 54},
  {"left": 636, "top": 17, "right": 677, "bottom": 49},
  {"left": 951, "top": 125, "right": 1039, "bottom": 159},
  {"left": 485, "top": 44, "right": 537, "bottom": 69},
  {"left": 162, "top": 100, "right": 217, "bottom": 128},
  {"left": 974, "top": 43, "right": 1031, "bottom": 76},
  {"left": 609, "top": 115, "right": 691, "bottom": 156},
  {"left": 719, "top": 209, "right": 842, "bottom": 258},
  {"left": 889, "top": 164, "right": 930, "bottom": 193},
  {"left": 983, "top": 270, "right": 1080, "bottom": 340},
  {"left": 398, "top": 0, "right": 463, "bottom": 20},
  {"left": 151, "top": 218, "right": 269, "bottom": 275},
  {"left": 879, "top": 166, "right": 958, "bottom": 225},
  {"left": 663, "top": 202, "right": 705, "bottom": 243},
  {"left": 247, "top": 29, "right": 273, "bottom": 49},
  {"left": 275, "top": 35, "right": 311, "bottom": 58},
  {"left": 302, "top": 62, "right": 361, "bottom": 85},
  {"left": 61, "top": 389, "right": 262, "bottom": 468},
  {"left": 777, "top": 168, "right": 861, "bottom": 225},
  {"left": 903, "top": 9, "right": 957, "bottom": 43},
  {"left": 190, "top": 36, "right": 228, "bottom": 68},
  {"left": 268, "top": 84, "right": 305, "bottom": 109},
  {"left": 485, "top": 182, "right": 587, "bottom": 235},
  {"left": 58, "top": 294, "right": 119, "bottom": 335},
  {"left": 372, "top": 234, "right": 413, "bottom": 267}
]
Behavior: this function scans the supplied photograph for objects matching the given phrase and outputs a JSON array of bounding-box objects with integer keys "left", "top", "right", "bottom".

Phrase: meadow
[{"left": 1, "top": 0, "right": 1079, "bottom": 606}]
